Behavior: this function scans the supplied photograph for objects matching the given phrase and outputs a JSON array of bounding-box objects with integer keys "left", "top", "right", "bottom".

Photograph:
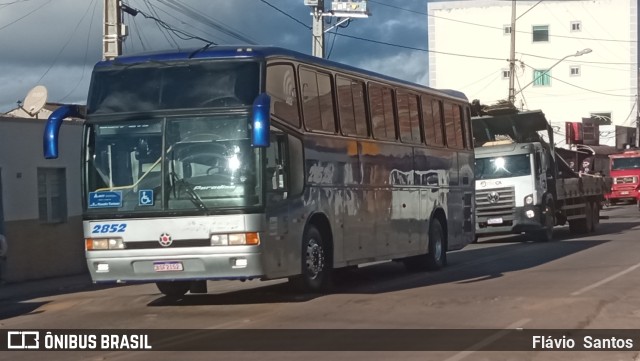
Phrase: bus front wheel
[
  {"left": 291, "top": 225, "right": 331, "bottom": 293},
  {"left": 156, "top": 281, "right": 190, "bottom": 298}
]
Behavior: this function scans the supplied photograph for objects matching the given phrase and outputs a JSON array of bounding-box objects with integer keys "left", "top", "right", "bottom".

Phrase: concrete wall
[
  {"left": 0, "top": 116, "right": 85, "bottom": 282},
  {"left": 428, "top": 0, "right": 638, "bottom": 147}
]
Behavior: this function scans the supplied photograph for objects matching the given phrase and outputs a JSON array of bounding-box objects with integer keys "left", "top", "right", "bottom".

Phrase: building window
[
  {"left": 533, "top": 69, "right": 551, "bottom": 86},
  {"left": 502, "top": 69, "right": 511, "bottom": 79},
  {"left": 532, "top": 25, "right": 549, "bottom": 42},
  {"left": 570, "top": 66, "right": 581, "bottom": 76},
  {"left": 38, "top": 168, "right": 67, "bottom": 223},
  {"left": 503, "top": 25, "right": 512, "bottom": 35},
  {"left": 571, "top": 21, "right": 581, "bottom": 32}
]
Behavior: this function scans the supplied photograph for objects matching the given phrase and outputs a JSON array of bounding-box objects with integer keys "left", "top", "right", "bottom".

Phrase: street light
[{"left": 515, "top": 48, "right": 593, "bottom": 96}]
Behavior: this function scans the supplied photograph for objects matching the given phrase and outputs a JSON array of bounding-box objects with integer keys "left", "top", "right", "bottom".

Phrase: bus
[
  {"left": 44, "top": 46, "right": 475, "bottom": 297},
  {"left": 607, "top": 149, "right": 640, "bottom": 205}
]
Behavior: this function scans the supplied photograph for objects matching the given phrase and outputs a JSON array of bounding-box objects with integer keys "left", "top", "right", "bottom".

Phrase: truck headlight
[{"left": 525, "top": 194, "right": 534, "bottom": 205}]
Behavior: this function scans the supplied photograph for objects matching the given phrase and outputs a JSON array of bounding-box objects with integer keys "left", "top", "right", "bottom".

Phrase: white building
[
  {"left": 428, "top": 0, "right": 638, "bottom": 147},
  {"left": 0, "top": 106, "right": 85, "bottom": 283}
]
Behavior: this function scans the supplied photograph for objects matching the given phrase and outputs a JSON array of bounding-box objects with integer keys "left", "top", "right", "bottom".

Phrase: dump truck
[{"left": 472, "top": 108, "right": 609, "bottom": 241}]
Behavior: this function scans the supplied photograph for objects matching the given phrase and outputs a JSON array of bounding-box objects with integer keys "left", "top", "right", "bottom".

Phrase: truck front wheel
[{"left": 529, "top": 202, "right": 554, "bottom": 242}]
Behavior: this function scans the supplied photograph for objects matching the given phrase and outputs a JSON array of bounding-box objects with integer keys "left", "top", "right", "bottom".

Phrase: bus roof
[{"left": 95, "top": 46, "right": 468, "bottom": 103}]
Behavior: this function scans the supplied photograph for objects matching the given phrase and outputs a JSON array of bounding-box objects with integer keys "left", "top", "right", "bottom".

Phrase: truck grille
[
  {"left": 615, "top": 176, "right": 637, "bottom": 184},
  {"left": 475, "top": 186, "right": 516, "bottom": 226}
]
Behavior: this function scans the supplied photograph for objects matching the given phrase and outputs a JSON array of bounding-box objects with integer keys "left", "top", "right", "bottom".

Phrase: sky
[{"left": 0, "top": 0, "right": 435, "bottom": 113}]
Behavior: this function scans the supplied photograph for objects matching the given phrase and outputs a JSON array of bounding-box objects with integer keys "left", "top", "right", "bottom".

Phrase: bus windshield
[
  {"left": 611, "top": 157, "right": 640, "bottom": 170},
  {"left": 85, "top": 114, "right": 261, "bottom": 213},
  {"left": 475, "top": 154, "right": 532, "bottom": 180},
  {"left": 87, "top": 60, "right": 259, "bottom": 114}
]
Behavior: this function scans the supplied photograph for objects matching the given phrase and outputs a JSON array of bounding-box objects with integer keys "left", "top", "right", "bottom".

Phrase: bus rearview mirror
[{"left": 251, "top": 93, "right": 271, "bottom": 148}]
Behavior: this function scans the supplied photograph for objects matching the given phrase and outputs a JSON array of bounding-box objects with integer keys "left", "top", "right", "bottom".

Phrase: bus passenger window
[
  {"left": 369, "top": 83, "right": 396, "bottom": 140},
  {"left": 266, "top": 64, "right": 300, "bottom": 127},
  {"left": 300, "top": 68, "right": 335, "bottom": 133},
  {"left": 337, "top": 76, "right": 367, "bottom": 137},
  {"left": 421, "top": 97, "right": 444, "bottom": 147},
  {"left": 397, "top": 91, "right": 421, "bottom": 144}
]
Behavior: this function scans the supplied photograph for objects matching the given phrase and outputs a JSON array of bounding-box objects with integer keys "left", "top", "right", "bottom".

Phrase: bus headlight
[
  {"left": 86, "top": 238, "right": 124, "bottom": 250},
  {"left": 211, "top": 232, "right": 260, "bottom": 246},
  {"left": 525, "top": 194, "right": 534, "bottom": 205}
]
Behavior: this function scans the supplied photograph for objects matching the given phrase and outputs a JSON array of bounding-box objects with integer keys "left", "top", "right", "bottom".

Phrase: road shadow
[
  {"left": 477, "top": 218, "right": 640, "bottom": 244},
  {"left": 0, "top": 274, "right": 118, "bottom": 320},
  {"left": 147, "top": 235, "right": 610, "bottom": 306}
]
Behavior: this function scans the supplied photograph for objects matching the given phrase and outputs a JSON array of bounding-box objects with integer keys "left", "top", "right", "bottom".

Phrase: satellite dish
[{"left": 22, "top": 85, "right": 48, "bottom": 116}]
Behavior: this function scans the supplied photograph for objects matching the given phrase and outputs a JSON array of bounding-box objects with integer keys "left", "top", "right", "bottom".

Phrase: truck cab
[{"left": 475, "top": 140, "right": 554, "bottom": 237}]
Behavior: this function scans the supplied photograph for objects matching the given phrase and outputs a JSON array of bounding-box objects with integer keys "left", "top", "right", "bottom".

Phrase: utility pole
[
  {"left": 103, "top": 0, "right": 124, "bottom": 60},
  {"left": 305, "top": 1, "right": 370, "bottom": 58},
  {"left": 308, "top": 0, "right": 326, "bottom": 58},
  {"left": 636, "top": 94, "right": 639, "bottom": 148},
  {"left": 507, "top": 0, "right": 516, "bottom": 104}
]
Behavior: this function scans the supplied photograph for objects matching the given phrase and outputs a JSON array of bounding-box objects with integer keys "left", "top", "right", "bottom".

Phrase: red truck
[{"left": 607, "top": 149, "right": 640, "bottom": 205}]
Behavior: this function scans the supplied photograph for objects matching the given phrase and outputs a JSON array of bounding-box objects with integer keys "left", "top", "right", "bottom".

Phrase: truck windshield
[
  {"left": 475, "top": 154, "right": 532, "bottom": 180},
  {"left": 611, "top": 157, "right": 640, "bottom": 170},
  {"left": 85, "top": 114, "right": 261, "bottom": 214}
]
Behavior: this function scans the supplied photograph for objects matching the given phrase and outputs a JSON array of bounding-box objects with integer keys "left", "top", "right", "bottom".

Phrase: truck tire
[
  {"left": 569, "top": 201, "right": 591, "bottom": 234},
  {"left": 529, "top": 202, "right": 554, "bottom": 242},
  {"left": 591, "top": 201, "right": 600, "bottom": 231}
]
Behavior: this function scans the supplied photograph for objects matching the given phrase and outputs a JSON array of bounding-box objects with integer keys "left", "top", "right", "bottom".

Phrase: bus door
[{"left": 263, "top": 127, "right": 303, "bottom": 278}]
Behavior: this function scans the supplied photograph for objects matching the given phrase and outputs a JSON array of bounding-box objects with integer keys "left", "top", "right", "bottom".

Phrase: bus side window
[{"left": 266, "top": 129, "right": 288, "bottom": 194}]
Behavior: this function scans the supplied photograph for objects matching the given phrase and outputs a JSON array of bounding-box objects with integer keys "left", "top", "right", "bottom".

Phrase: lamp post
[{"left": 515, "top": 48, "right": 593, "bottom": 96}]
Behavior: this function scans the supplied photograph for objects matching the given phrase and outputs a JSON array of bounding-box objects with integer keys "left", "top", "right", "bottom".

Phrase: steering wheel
[{"left": 179, "top": 133, "right": 222, "bottom": 142}]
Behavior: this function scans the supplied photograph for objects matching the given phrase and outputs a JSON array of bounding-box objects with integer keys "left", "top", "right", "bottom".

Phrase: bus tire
[
  {"left": 426, "top": 218, "right": 446, "bottom": 271},
  {"left": 291, "top": 225, "right": 331, "bottom": 293},
  {"left": 403, "top": 218, "right": 446, "bottom": 272},
  {"left": 156, "top": 281, "right": 190, "bottom": 298}
]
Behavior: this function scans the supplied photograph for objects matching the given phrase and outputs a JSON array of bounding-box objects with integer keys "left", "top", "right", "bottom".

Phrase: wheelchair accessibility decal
[{"left": 138, "top": 190, "right": 154, "bottom": 206}]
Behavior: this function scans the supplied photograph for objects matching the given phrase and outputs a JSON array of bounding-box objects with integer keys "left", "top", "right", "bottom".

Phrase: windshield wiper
[{"left": 170, "top": 171, "right": 209, "bottom": 212}]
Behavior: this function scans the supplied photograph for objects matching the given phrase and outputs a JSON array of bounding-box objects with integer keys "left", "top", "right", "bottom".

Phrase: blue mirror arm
[{"left": 44, "top": 105, "right": 83, "bottom": 159}]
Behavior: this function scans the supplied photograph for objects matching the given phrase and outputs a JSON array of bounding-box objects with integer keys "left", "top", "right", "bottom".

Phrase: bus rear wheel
[
  {"left": 156, "top": 281, "right": 190, "bottom": 298},
  {"left": 403, "top": 218, "right": 446, "bottom": 272},
  {"left": 291, "top": 225, "right": 331, "bottom": 293}
]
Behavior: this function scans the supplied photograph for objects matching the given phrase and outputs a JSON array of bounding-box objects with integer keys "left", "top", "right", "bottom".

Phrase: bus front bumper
[{"left": 86, "top": 247, "right": 264, "bottom": 283}]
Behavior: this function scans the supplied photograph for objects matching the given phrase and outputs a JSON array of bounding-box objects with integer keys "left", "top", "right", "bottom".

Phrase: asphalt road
[{"left": 1, "top": 203, "right": 640, "bottom": 361}]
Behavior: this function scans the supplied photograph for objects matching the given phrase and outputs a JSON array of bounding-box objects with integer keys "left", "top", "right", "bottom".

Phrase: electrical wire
[
  {"left": 368, "top": 0, "right": 637, "bottom": 44},
  {"left": 36, "top": 0, "right": 95, "bottom": 84},
  {"left": 0, "top": 0, "right": 50, "bottom": 31},
  {"left": 123, "top": 4, "right": 215, "bottom": 45},
  {"left": 259, "top": 0, "right": 311, "bottom": 30},
  {"left": 143, "top": 0, "right": 180, "bottom": 48},
  {"left": 60, "top": 0, "right": 98, "bottom": 102}
]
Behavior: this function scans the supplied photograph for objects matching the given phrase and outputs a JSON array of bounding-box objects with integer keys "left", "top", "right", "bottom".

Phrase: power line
[
  {"left": 142, "top": 0, "right": 180, "bottom": 49},
  {"left": 518, "top": 52, "right": 635, "bottom": 66},
  {"left": 521, "top": 62, "right": 634, "bottom": 98},
  {"left": 259, "top": 0, "right": 311, "bottom": 30},
  {"left": 123, "top": 4, "right": 215, "bottom": 45},
  {"left": 369, "top": 0, "right": 638, "bottom": 44},
  {"left": 37, "top": 0, "right": 95, "bottom": 83},
  {"left": 60, "top": 0, "right": 99, "bottom": 102},
  {"left": 0, "top": 0, "right": 50, "bottom": 31}
]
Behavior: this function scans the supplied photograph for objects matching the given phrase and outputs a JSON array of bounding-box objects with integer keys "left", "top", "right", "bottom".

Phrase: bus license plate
[
  {"left": 621, "top": 191, "right": 629, "bottom": 195},
  {"left": 487, "top": 217, "right": 503, "bottom": 225},
  {"left": 153, "top": 262, "right": 183, "bottom": 272}
]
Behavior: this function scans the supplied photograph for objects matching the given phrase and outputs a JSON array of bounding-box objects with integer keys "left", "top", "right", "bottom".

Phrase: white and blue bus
[{"left": 44, "top": 46, "right": 474, "bottom": 297}]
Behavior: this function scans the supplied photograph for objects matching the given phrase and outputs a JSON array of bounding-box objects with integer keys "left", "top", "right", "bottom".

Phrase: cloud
[{"left": 0, "top": 0, "right": 430, "bottom": 112}]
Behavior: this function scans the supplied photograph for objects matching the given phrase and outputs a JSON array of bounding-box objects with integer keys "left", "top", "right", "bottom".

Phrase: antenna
[{"left": 21, "top": 85, "right": 48, "bottom": 116}]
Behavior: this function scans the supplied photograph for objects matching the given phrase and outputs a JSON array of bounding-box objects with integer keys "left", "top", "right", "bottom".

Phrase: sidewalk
[{"left": 0, "top": 273, "right": 95, "bottom": 302}]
